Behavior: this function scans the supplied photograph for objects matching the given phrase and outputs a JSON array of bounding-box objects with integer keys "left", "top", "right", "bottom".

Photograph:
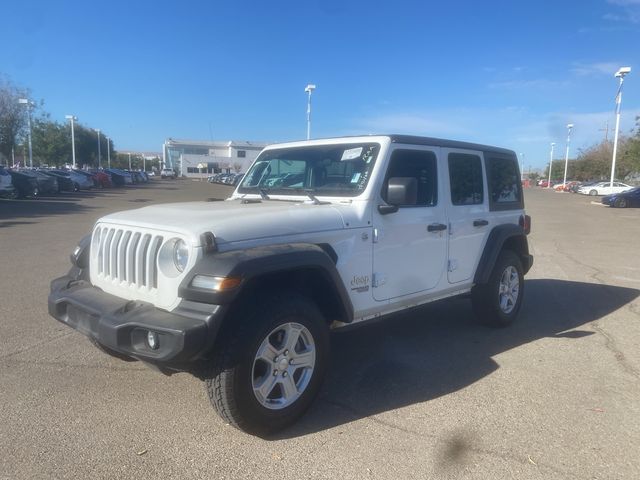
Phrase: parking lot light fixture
[
  {"left": 106, "top": 136, "right": 111, "bottom": 168},
  {"left": 95, "top": 129, "right": 101, "bottom": 168},
  {"left": 610, "top": 66, "right": 631, "bottom": 188},
  {"left": 305, "top": 84, "right": 316, "bottom": 140},
  {"left": 65, "top": 115, "right": 77, "bottom": 168},
  {"left": 18, "top": 98, "right": 34, "bottom": 168},
  {"left": 547, "top": 142, "right": 555, "bottom": 188},
  {"left": 562, "top": 124, "right": 574, "bottom": 188}
]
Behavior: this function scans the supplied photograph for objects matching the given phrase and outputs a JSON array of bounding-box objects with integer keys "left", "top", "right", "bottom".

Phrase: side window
[
  {"left": 383, "top": 149, "right": 437, "bottom": 206},
  {"left": 448, "top": 153, "right": 484, "bottom": 205},
  {"left": 486, "top": 155, "right": 523, "bottom": 209}
]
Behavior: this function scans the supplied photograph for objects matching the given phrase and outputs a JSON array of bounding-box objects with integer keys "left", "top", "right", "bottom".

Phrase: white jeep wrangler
[{"left": 49, "top": 135, "right": 532, "bottom": 435}]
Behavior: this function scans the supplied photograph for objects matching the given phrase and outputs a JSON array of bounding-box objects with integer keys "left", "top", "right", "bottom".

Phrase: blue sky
[{"left": 2, "top": 0, "right": 639, "bottom": 169}]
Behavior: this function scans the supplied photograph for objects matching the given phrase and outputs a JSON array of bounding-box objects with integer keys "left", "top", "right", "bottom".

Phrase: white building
[{"left": 162, "top": 139, "right": 268, "bottom": 178}]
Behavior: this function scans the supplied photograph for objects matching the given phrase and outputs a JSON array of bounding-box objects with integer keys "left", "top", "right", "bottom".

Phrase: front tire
[
  {"left": 615, "top": 198, "right": 627, "bottom": 208},
  {"left": 589, "top": 189, "right": 598, "bottom": 196},
  {"left": 205, "top": 291, "right": 329, "bottom": 436},
  {"left": 472, "top": 250, "right": 524, "bottom": 327}
]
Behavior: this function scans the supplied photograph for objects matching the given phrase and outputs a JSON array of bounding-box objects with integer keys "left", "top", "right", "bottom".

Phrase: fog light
[{"left": 147, "top": 331, "right": 159, "bottom": 350}]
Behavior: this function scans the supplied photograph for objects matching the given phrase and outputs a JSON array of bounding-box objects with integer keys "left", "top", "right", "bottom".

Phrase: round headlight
[{"left": 173, "top": 239, "right": 189, "bottom": 272}]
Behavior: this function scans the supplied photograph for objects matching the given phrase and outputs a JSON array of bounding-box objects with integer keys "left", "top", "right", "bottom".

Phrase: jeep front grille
[{"left": 93, "top": 226, "right": 163, "bottom": 288}]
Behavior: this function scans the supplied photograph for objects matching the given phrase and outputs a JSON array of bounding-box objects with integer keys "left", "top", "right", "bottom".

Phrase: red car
[{"left": 87, "top": 170, "right": 112, "bottom": 188}]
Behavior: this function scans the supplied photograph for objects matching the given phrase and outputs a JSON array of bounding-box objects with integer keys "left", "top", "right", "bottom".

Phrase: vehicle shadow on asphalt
[
  {"left": 272, "top": 279, "right": 639, "bottom": 439},
  {"left": 0, "top": 198, "right": 95, "bottom": 224}
]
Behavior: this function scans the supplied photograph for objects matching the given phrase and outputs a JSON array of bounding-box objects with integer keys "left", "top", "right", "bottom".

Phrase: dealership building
[{"left": 162, "top": 139, "right": 268, "bottom": 178}]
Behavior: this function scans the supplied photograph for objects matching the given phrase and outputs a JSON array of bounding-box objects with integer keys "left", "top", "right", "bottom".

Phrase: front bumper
[{"left": 48, "top": 274, "right": 226, "bottom": 370}]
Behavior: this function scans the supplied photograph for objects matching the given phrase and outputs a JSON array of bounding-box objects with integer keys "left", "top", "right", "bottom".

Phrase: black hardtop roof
[{"left": 385, "top": 134, "right": 515, "bottom": 156}]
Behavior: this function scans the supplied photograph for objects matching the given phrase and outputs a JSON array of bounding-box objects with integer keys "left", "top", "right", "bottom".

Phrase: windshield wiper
[
  {"left": 304, "top": 190, "right": 330, "bottom": 205},
  {"left": 259, "top": 188, "right": 270, "bottom": 200}
]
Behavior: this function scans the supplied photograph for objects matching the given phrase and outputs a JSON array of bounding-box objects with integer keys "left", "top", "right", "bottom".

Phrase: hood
[{"left": 99, "top": 199, "right": 357, "bottom": 246}]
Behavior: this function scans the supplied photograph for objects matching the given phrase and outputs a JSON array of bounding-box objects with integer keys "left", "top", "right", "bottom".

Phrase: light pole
[
  {"left": 547, "top": 142, "right": 555, "bottom": 188},
  {"left": 519, "top": 153, "right": 525, "bottom": 181},
  {"left": 65, "top": 115, "right": 77, "bottom": 168},
  {"left": 305, "top": 84, "right": 316, "bottom": 140},
  {"left": 18, "top": 98, "right": 34, "bottom": 168},
  {"left": 106, "top": 136, "right": 111, "bottom": 168},
  {"left": 610, "top": 66, "right": 631, "bottom": 187},
  {"left": 128, "top": 152, "right": 132, "bottom": 171},
  {"left": 95, "top": 129, "right": 101, "bottom": 168},
  {"left": 562, "top": 123, "right": 574, "bottom": 187}
]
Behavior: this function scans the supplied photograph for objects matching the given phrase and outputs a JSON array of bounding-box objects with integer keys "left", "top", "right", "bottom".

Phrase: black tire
[
  {"left": 73, "top": 183, "right": 80, "bottom": 192},
  {"left": 471, "top": 250, "right": 524, "bottom": 327},
  {"left": 205, "top": 291, "right": 329, "bottom": 436},
  {"left": 589, "top": 189, "right": 598, "bottom": 196},
  {"left": 31, "top": 187, "right": 39, "bottom": 198},
  {"left": 614, "top": 198, "right": 627, "bottom": 208}
]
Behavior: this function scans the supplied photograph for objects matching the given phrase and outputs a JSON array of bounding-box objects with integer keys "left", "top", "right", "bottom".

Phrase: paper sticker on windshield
[
  {"left": 341, "top": 147, "right": 363, "bottom": 161},
  {"left": 351, "top": 172, "right": 361, "bottom": 183}
]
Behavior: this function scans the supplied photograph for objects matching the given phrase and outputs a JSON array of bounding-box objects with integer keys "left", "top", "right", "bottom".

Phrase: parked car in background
[
  {"left": 232, "top": 173, "right": 244, "bottom": 186},
  {"left": 89, "top": 170, "right": 112, "bottom": 188},
  {"left": 28, "top": 170, "right": 59, "bottom": 194},
  {"left": 8, "top": 170, "right": 40, "bottom": 198},
  {"left": 40, "top": 170, "right": 76, "bottom": 192},
  {"left": 601, "top": 187, "right": 640, "bottom": 208},
  {"left": 72, "top": 170, "right": 101, "bottom": 189},
  {"left": 0, "top": 166, "right": 17, "bottom": 198},
  {"left": 577, "top": 181, "right": 633, "bottom": 196},
  {"left": 50, "top": 169, "right": 93, "bottom": 191},
  {"left": 106, "top": 168, "right": 133, "bottom": 185},
  {"left": 538, "top": 180, "right": 552, "bottom": 188},
  {"left": 161, "top": 168, "right": 176, "bottom": 179}
]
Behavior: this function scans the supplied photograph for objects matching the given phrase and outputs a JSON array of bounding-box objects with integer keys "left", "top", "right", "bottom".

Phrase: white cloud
[
  {"left": 488, "top": 79, "right": 571, "bottom": 90},
  {"left": 607, "top": 0, "right": 640, "bottom": 5},
  {"left": 571, "top": 62, "right": 623, "bottom": 76},
  {"left": 604, "top": 0, "right": 640, "bottom": 23}
]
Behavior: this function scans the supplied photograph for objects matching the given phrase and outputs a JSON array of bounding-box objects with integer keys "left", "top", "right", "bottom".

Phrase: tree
[
  {"left": 0, "top": 78, "right": 31, "bottom": 164},
  {"left": 31, "top": 116, "right": 70, "bottom": 166}
]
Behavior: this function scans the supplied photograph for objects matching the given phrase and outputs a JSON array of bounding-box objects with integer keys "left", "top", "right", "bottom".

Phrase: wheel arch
[
  {"left": 474, "top": 224, "right": 532, "bottom": 285},
  {"left": 179, "top": 243, "right": 354, "bottom": 325}
]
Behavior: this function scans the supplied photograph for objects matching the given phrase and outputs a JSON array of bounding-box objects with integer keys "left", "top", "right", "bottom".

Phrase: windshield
[{"left": 237, "top": 143, "right": 380, "bottom": 197}]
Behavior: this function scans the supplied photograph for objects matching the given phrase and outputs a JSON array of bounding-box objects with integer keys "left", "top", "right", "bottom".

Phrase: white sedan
[{"left": 578, "top": 181, "right": 633, "bottom": 196}]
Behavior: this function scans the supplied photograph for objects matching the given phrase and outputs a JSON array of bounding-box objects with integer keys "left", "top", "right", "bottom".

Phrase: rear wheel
[
  {"left": 472, "top": 250, "right": 524, "bottom": 327},
  {"left": 205, "top": 291, "right": 329, "bottom": 436},
  {"left": 614, "top": 198, "right": 627, "bottom": 208}
]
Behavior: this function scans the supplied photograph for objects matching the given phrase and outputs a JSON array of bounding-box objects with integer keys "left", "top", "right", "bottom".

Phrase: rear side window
[
  {"left": 485, "top": 155, "right": 523, "bottom": 210},
  {"left": 448, "top": 153, "right": 484, "bottom": 205},
  {"left": 383, "top": 149, "right": 438, "bottom": 206}
]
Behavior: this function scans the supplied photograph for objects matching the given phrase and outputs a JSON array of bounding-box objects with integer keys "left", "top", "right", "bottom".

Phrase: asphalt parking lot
[{"left": 1, "top": 181, "right": 639, "bottom": 480}]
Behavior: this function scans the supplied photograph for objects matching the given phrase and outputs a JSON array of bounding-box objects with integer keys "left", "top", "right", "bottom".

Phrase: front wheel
[
  {"left": 589, "top": 189, "right": 598, "bottom": 196},
  {"left": 472, "top": 250, "right": 524, "bottom": 327},
  {"left": 614, "top": 198, "right": 627, "bottom": 208},
  {"left": 205, "top": 292, "right": 329, "bottom": 436}
]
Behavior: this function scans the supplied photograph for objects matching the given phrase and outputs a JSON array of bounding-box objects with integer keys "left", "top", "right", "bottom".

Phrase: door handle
[
  {"left": 473, "top": 219, "right": 489, "bottom": 227},
  {"left": 427, "top": 223, "right": 447, "bottom": 232}
]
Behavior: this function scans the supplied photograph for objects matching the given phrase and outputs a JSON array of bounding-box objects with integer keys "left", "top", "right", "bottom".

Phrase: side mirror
[{"left": 378, "top": 177, "right": 418, "bottom": 215}]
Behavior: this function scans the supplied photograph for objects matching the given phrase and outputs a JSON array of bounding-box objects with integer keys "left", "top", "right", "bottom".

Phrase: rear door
[{"left": 444, "top": 149, "right": 489, "bottom": 284}]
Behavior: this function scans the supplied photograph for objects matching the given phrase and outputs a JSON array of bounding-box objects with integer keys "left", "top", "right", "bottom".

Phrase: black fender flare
[
  {"left": 474, "top": 224, "right": 532, "bottom": 285},
  {"left": 179, "top": 243, "right": 354, "bottom": 322}
]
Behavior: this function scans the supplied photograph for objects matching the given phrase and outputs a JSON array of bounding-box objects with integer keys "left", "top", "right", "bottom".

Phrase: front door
[{"left": 372, "top": 146, "right": 448, "bottom": 301}]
